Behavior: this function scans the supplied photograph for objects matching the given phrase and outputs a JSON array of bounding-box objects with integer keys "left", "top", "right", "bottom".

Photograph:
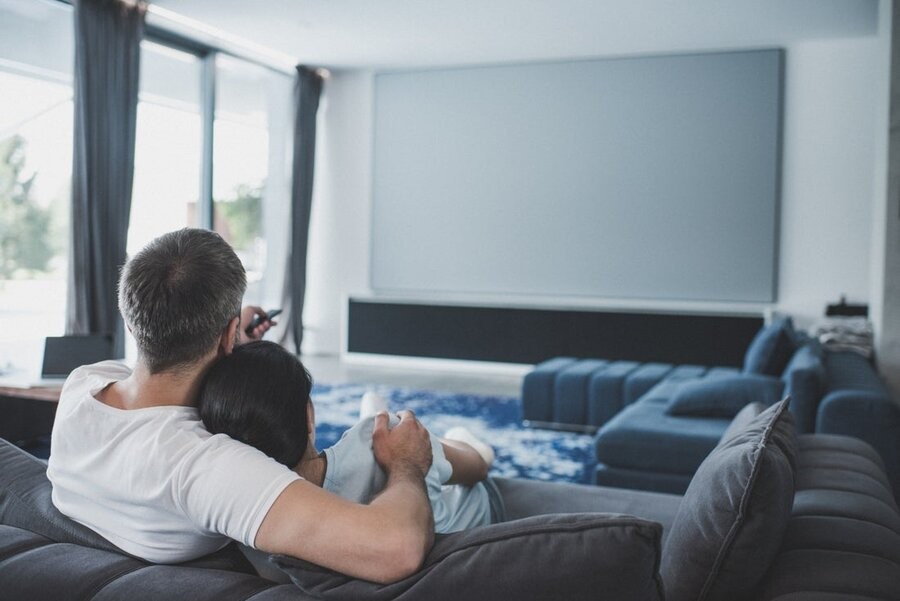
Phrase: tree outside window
[{"left": 0, "top": 135, "right": 57, "bottom": 278}]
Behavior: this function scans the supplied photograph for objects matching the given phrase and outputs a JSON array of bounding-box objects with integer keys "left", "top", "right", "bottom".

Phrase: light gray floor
[{"left": 301, "top": 354, "right": 524, "bottom": 398}]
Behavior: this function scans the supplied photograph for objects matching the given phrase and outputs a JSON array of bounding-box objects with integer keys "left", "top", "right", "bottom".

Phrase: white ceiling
[{"left": 148, "top": 0, "right": 880, "bottom": 71}]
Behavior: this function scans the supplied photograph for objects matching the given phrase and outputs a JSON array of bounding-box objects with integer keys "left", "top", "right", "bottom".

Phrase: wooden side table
[{"left": 0, "top": 384, "right": 61, "bottom": 446}]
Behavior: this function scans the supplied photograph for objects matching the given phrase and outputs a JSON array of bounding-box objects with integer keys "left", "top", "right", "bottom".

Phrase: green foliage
[
  {"left": 215, "top": 182, "right": 263, "bottom": 250},
  {"left": 0, "top": 136, "right": 55, "bottom": 278}
]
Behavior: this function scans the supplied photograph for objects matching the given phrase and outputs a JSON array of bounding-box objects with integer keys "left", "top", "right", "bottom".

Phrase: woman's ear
[{"left": 220, "top": 316, "right": 241, "bottom": 356}]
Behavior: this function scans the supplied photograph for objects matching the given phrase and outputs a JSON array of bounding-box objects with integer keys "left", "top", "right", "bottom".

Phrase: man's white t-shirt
[{"left": 46, "top": 361, "right": 300, "bottom": 563}]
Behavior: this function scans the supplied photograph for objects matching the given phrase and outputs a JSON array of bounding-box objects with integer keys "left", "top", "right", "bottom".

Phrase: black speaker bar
[{"left": 347, "top": 299, "right": 763, "bottom": 367}]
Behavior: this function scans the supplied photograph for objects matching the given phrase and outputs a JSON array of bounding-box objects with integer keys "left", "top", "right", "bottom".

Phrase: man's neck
[{"left": 96, "top": 358, "right": 212, "bottom": 410}]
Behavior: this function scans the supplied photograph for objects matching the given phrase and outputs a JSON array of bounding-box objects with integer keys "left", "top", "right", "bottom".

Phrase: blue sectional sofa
[{"left": 523, "top": 318, "right": 900, "bottom": 499}]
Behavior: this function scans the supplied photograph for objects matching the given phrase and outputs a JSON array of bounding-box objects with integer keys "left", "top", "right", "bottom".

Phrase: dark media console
[{"left": 347, "top": 298, "right": 763, "bottom": 367}]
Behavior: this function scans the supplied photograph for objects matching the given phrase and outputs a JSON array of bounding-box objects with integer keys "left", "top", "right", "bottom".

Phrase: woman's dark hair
[{"left": 198, "top": 340, "right": 313, "bottom": 468}]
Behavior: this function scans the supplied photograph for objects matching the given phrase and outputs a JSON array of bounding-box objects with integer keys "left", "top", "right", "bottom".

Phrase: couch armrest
[
  {"left": 816, "top": 390, "right": 900, "bottom": 500},
  {"left": 782, "top": 343, "right": 825, "bottom": 434}
]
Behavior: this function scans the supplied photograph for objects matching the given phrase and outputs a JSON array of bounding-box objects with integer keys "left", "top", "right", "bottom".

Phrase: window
[
  {"left": 213, "top": 55, "right": 293, "bottom": 307},
  {"left": 127, "top": 41, "right": 203, "bottom": 256},
  {"left": 0, "top": 0, "right": 74, "bottom": 366},
  {"left": 0, "top": 2, "right": 293, "bottom": 367},
  {"left": 128, "top": 48, "right": 292, "bottom": 309}
]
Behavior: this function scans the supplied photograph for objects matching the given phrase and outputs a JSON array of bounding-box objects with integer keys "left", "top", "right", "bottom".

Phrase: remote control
[{"left": 245, "top": 308, "right": 282, "bottom": 335}]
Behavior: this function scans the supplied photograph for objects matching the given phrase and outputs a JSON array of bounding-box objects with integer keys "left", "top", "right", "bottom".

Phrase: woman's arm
[{"left": 439, "top": 438, "right": 489, "bottom": 486}]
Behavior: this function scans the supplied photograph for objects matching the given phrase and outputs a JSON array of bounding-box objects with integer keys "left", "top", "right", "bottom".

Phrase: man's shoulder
[
  {"left": 63, "top": 360, "right": 131, "bottom": 390},
  {"left": 72, "top": 360, "right": 131, "bottom": 378}
]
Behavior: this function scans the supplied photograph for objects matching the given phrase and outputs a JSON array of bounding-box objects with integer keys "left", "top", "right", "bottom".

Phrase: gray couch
[{"left": 2, "top": 402, "right": 899, "bottom": 600}]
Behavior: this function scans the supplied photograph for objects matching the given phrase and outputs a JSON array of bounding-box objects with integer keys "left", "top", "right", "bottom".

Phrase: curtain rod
[{"left": 48, "top": 0, "right": 299, "bottom": 77}]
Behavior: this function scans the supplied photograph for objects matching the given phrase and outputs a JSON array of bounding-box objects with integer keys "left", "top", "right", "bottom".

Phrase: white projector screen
[{"left": 371, "top": 50, "right": 783, "bottom": 303}]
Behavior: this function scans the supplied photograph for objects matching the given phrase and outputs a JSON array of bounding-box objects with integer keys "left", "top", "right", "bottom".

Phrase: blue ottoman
[
  {"left": 553, "top": 359, "right": 609, "bottom": 425},
  {"left": 521, "top": 357, "right": 577, "bottom": 423},
  {"left": 586, "top": 361, "right": 640, "bottom": 427}
]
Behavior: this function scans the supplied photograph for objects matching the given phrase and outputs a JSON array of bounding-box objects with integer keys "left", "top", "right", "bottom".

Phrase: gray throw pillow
[
  {"left": 719, "top": 402, "right": 766, "bottom": 443},
  {"left": 661, "top": 399, "right": 797, "bottom": 601},
  {"left": 666, "top": 375, "right": 784, "bottom": 418},
  {"left": 272, "top": 513, "right": 665, "bottom": 601}
]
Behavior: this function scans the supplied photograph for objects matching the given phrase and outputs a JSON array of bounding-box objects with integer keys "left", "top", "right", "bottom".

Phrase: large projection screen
[{"left": 371, "top": 50, "right": 783, "bottom": 303}]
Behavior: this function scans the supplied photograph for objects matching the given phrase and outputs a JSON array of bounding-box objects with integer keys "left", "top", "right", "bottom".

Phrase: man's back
[{"left": 47, "top": 361, "right": 299, "bottom": 563}]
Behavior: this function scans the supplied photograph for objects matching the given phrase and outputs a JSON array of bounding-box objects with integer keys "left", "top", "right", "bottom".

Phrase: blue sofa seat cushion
[
  {"left": 272, "top": 513, "right": 665, "bottom": 601},
  {"left": 661, "top": 398, "right": 798, "bottom": 601},
  {"left": 665, "top": 375, "right": 784, "bottom": 418},
  {"left": 595, "top": 382, "right": 729, "bottom": 475},
  {"left": 743, "top": 317, "right": 798, "bottom": 376}
]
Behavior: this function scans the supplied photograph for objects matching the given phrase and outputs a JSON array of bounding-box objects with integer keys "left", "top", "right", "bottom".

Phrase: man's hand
[
  {"left": 372, "top": 410, "right": 433, "bottom": 479},
  {"left": 238, "top": 305, "right": 274, "bottom": 344},
  {"left": 256, "top": 408, "right": 435, "bottom": 583}
]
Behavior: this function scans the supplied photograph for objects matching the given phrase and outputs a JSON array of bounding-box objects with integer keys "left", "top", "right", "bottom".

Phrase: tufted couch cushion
[
  {"left": 0, "top": 524, "right": 304, "bottom": 601},
  {"left": 755, "top": 435, "right": 900, "bottom": 600}
]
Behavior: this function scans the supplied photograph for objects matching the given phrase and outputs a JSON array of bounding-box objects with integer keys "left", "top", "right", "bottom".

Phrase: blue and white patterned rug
[{"left": 311, "top": 383, "right": 596, "bottom": 484}]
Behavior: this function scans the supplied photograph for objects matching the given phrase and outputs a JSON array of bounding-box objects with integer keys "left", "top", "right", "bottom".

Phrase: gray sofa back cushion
[
  {"left": 0, "top": 437, "right": 255, "bottom": 574},
  {"left": 756, "top": 434, "right": 900, "bottom": 600},
  {"left": 272, "top": 513, "right": 664, "bottom": 601},
  {"left": 0, "top": 437, "right": 123, "bottom": 551},
  {"left": 719, "top": 402, "right": 766, "bottom": 443},
  {"left": 661, "top": 398, "right": 797, "bottom": 601}
]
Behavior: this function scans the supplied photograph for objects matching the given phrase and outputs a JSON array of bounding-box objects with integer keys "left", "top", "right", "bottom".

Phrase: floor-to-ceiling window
[
  {"left": 0, "top": 0, "right": 293, "bottom": 371},
  {"left": 127, "top": 41, "right": 204, "bottom": 256},
  {"left": 0, "top": 0, "right": 74, "bottom": 366},
  {"left": 214, "top": 56, "right": 273, "bottom": 301}
]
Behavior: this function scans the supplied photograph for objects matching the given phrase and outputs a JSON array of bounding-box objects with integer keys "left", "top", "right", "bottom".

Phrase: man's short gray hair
[{"left": 118, "top": 228, "right": 247, "bottom": 374}]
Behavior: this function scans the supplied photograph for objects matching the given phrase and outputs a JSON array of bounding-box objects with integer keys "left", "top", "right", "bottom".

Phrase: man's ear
[
  {"left": 221, "top": 316, "right": 241, "bottom": 356},
  {"left": 307, "top": 402, "right": 316, "bottom": 435}
]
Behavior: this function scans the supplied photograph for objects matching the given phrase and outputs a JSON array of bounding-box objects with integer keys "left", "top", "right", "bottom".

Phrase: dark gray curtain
[
  {"left": 282, "top": 66, "right": 324, "bottom": 354},
  {"left": 67, "top": 0, "right": 145, "bottom": 358}
]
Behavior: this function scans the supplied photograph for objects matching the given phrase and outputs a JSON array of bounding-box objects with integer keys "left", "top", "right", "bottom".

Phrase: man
[{"left": 47, "top": 228, "right": 435, "bottom": 584}]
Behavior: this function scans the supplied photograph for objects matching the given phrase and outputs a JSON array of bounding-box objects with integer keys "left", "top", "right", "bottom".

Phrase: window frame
[{"left": 141, "top": 24, "right": 291, "bottom": 233}]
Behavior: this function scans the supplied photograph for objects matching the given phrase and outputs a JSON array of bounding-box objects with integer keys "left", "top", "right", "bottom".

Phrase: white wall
[
  {"left": 871, "top": 0, "right": 898, "bottom": 396},
  {"left": 303, "top": 28, "right": 890, "bottom": 356},
  {"left": 778, "top": 36, "right": 884, "bottom": 330},
  {"left": 302, "top": 72, "right": 373, "bottom": 355}
]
